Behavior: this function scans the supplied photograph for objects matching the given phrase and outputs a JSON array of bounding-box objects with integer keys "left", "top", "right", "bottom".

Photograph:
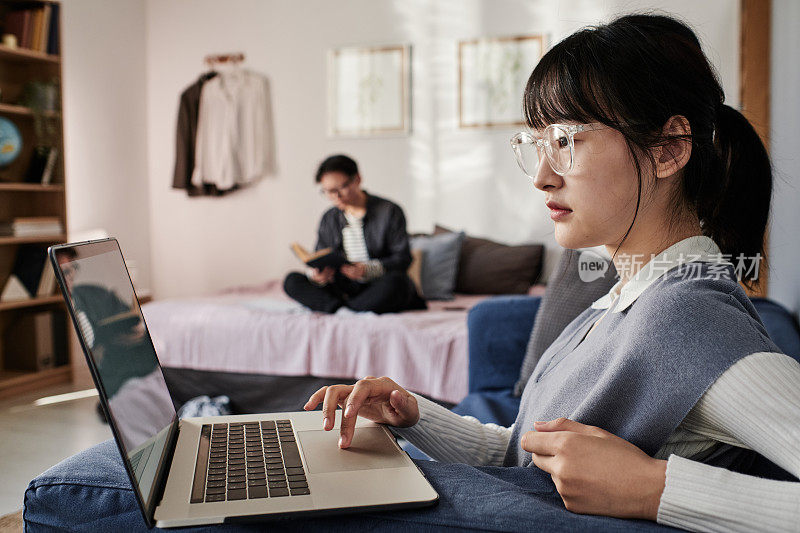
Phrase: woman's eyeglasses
[
  {"left": 510, "top": 122, "right": 606, "bottom": 177},
  {"left": 319, "top": 179, "right": 354, "bottom": 198}
]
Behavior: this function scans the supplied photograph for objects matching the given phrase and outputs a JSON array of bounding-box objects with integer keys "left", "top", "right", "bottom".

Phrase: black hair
[
  {"left": 315, "top": 154, "right": 359, "bottom": 183},
  {"left": 525, "top": 13, "right": 771, "bottom": 288}
]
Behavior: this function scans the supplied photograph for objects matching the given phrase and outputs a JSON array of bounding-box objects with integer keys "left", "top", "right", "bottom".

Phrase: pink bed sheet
[{"left": 142, "top": 281, "right": 497, "bottom": 404}]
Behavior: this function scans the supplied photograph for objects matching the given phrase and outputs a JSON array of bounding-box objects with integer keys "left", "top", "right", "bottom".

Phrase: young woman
[
  {"left": 303, "top": 14, "right": 800, "bottom": 532},
  {"left": 284, "top": 154, "right": 425, "bottom": 314}
]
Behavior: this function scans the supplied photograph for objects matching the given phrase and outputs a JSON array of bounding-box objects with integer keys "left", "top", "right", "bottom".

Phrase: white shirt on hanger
[{"left": 191, "top": 67, "right": 274, "bottom": 191}]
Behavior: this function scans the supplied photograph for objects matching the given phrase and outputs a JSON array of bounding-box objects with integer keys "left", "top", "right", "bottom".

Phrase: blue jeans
[{"left": 25, "top": 440, "right": 677, "bottom": 532}]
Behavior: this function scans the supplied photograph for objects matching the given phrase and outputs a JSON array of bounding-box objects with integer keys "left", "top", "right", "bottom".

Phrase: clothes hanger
[{"left": 203, "top": 53, "right": 245, "bottom": 76}]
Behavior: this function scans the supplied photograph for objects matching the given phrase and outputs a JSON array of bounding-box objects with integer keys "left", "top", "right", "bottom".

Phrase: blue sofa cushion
[
  {"left": 751, "top": 297, "right": 800, "bottom": 359},
  {"left": 451, "top": 390, "right": 521, "bottom": 427},
  {"left": 25, "top": 439, "right": 678, "bottom": 532},
  {"left": 466, "top": 295, "right": 540, "bottom": 393}
]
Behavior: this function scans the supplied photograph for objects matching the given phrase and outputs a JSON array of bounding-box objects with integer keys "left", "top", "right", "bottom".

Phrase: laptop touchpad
[{"left": 298, "top": 427, "right": 408, "bottom": 474}]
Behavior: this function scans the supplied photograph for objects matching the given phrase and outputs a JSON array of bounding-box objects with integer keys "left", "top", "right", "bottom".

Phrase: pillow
[
  {"left": 410, "top": 231, "right": 465, "bottom": 300},
  {"left": 513, "top": 248, "right": 618, "bottom": 396},
  {"left": 434, "top": 225, "right": 544, "bottom": 294}
]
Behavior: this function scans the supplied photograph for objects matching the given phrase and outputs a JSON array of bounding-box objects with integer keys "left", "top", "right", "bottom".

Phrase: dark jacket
[
  {"left": 315, "top": 192, "right": 412, "bottom": 273},
  {"left": 172, "top": 71, "right": 232, "bottom": 197}
]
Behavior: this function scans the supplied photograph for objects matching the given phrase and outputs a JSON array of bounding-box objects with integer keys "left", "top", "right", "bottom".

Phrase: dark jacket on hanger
[{"left": 173, "top": 72, "right": 233, "bottom": 197}]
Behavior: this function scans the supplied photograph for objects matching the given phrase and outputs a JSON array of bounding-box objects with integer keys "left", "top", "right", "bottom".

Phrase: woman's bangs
[{"left": 523, "top": 35, "right": 613, "bottom": 130}]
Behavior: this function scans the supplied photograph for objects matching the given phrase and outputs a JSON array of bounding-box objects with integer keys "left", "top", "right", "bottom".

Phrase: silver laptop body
[{"left": 49, "top": 238, "right": 438, "bottom": 528}]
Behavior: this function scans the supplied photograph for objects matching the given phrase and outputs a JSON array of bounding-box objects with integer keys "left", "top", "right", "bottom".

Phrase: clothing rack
[{"left": 204, "top": 52, "right": 245, "bottom": 67}]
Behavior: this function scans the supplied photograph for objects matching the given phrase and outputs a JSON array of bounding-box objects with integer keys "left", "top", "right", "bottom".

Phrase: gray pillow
[
  {"left": 410, "top": 231, "right": 465, "bottom": 300},
  {"left": 513, "top": 248, "right": 618, "bottom": 396}
]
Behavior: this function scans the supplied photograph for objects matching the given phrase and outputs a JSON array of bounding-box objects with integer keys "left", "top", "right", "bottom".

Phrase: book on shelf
[
  {"left": 0, "top": 216, "right": 63, "bottom": 237},
  {"left": 2, "top": 4, "right": 59, "bottom": 54},
  {"left": 12, "top": 243, "right": 48, "bottom": 296},
  {"left": 0, "top": 244, "right": 53, "bottom": 302},
  {"left": 290, "top": 242, "right": 349, "bottom": 270},
  {"left": 3, "top": 310, "right": 68, "bottom": 371},
  {"left": 25, "top": 147, "right": 59, "bottom": 185},
  {"left": 36, "top": 261, "right": 57, "bottom": 297}
]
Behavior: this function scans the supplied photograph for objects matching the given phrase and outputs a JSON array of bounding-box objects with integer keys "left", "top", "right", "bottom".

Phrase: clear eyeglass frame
[
  {"left": 319, "top": 178, "right": 354, "bottom": 198},
  {"left": 510, "top": 122, "right": 606, "bottom": 178}
]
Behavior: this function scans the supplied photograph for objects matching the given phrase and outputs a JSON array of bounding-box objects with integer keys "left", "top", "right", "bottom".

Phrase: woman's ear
[{"left": 655, "top": 115, "right": 692, "bottom": 179}]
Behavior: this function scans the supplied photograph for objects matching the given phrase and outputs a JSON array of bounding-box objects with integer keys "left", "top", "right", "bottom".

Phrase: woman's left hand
[
  {"left": 340, "top": 262, "right": 367, "bottom": 280},
  {"left": 522, "top": 418, "right": 667, "bottom": 521}
]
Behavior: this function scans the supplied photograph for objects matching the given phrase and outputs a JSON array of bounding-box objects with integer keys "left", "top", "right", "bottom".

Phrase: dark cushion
[
  {"left": 514, "top": 249, "right": 618, "bottom": 395},
  {"left": 434, "top": 225, "right": 544, "bottom": 294},
  {"left": 466, "top": 295, "right": 540, "bottom": 393}
]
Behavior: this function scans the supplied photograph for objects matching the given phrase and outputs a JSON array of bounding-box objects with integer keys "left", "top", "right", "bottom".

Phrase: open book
[{"left": 290, "top": 243, "right": 349, "bottom": 270}]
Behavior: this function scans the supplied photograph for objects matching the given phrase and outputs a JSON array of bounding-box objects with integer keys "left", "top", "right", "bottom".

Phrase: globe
[{"left": 0, "top": 117, "right": 22, "bottom": 167}]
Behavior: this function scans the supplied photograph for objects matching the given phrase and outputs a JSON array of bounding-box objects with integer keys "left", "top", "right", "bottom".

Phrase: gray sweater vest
[{"left": 504, "top": 261, "right": 781, "bottom": 472}]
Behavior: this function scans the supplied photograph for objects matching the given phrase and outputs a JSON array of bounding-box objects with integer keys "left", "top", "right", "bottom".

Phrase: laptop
[{"left": 49, "top": 238, "right": 438, "bottom": 528}]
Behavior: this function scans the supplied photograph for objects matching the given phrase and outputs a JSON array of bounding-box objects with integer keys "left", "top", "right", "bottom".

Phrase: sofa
[
  {"left": 24, "top": 290, "right": 800, "bottom": 531},
  {"left": 454, "top": 295, "right": 800, "bottom": 428}
]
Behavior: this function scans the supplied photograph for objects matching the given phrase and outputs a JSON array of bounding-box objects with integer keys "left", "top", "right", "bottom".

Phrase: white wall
[
  {"left": 767, "top": 0, "right": 800, "bottom": 318},
  {"left": 60, "top": 0, "right": 152, "bottom": 292},
  {"left": 141, "top": 0, "right": 741, "bottom": 299}
]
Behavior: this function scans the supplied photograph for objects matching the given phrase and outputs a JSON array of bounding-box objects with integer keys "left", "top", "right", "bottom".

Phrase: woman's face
[
  {"left": 532, "top": 125, "right": 649, "bottom": 250},
  {"left": 318, "top": 171, "right": 361, "bottom": 210}
]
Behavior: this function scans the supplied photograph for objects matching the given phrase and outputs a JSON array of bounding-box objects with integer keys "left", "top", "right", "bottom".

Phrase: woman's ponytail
[{"left": 697, "top": 104, "right": 771, "bottom": 289}]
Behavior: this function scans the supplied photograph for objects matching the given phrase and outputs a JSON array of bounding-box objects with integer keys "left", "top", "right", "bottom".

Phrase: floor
[{"left": 0, "top": 383, "right": 111, "bottom": 516}]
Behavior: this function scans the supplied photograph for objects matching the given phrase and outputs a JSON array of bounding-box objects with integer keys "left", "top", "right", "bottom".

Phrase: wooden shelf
[
  {"left": 0, "top": 294, "right": 61, "bottom": 311},
  {"left": 0, "top": 102, "right": 60, "bottom": 118},
  {"left": 0, "top": 1, "right": 69, "bottom": 398},
  {"left": 0, "top": 182, "right": 63, "bottom": 192},
  {"left": 0, "top": 43, "right": 59, "bottom": 64},
  {"left": 0, "top": 234, "right": 65, "bottom": 245},
  {"left": 0, "top": 365, "right": 70, "bottom": 400}
]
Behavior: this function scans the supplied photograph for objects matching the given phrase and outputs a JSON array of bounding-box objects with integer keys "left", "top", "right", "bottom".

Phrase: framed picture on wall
[
  {"left": 458, "top": 34, "right": 546, "bottom": 129},
  {"left": 328, "top": 44, "right": 411, "bottom": 136}
]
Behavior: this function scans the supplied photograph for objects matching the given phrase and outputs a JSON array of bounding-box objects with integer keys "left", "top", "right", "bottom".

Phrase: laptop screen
[{"left": 51, "top": 240, "right": 176, "bottom": 510}]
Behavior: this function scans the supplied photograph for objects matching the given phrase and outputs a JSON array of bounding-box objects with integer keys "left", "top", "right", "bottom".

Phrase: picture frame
[
  {"left": 458, "top": 34, "right": 546, "bottom": 129},
  {"left": 328, "top": 44, "right": 411, "bottom": 136}
]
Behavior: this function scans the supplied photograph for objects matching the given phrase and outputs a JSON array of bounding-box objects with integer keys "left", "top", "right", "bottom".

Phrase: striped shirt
[{"left": 342, "top": 212, "right": 383, "bottom": 281}]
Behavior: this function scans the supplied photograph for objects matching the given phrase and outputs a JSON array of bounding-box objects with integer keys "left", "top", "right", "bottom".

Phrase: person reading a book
[{"left": 283, "top": 154, "right": 425, "bottom": 314}]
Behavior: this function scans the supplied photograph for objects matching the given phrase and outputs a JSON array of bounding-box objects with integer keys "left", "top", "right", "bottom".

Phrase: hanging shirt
[{"left": 191, "top": 68, "right": 274, "bottom": 191}]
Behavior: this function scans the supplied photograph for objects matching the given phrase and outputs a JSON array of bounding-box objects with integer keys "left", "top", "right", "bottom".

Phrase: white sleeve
[
  {"left": 361, "top": 259, "right": 385, "bottom": 282},
  {"left": 390, "top": 393, "right": 512, "bottom": 466},
  {"left": 657, "top": 352, "right": 800, "bottom": 532}
]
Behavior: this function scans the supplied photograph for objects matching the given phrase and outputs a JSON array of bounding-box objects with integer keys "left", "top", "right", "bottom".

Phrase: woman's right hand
[
  {"left": 303, "top": 376, "right": 419, "bottom": 449},
  {"left": 309, "top": 267, "right": 335, "bottom": 284}
]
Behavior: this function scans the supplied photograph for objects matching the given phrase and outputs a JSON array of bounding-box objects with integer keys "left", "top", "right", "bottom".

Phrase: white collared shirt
[
  {"left": 191, "top": 68, "right": 274, "bottom": 190},
  {"left": 591, "top": 235, "right": 730, "bottom": 313}
]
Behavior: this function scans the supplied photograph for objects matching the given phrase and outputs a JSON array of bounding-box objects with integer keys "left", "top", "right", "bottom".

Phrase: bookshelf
[{"left": 0, "top": 0, "right": 66, "bottom": 399}]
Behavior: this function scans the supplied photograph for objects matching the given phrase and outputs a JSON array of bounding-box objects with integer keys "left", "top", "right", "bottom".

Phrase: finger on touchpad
[{"left": 298, "top": 427, "right": 408, "bottom": 474}]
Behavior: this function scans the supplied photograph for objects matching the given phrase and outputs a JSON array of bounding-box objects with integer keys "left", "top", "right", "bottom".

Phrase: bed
[{"left": 143, "top": 280, "right": 544, "bottom": 412}]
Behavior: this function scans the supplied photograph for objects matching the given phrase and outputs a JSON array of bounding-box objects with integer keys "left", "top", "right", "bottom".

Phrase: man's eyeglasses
[
  {"left": 510, "top": 122, "right": 606, "bottom": 177},
  {"left": 319, "top": 178, "right": 354, "bottom": 198}
]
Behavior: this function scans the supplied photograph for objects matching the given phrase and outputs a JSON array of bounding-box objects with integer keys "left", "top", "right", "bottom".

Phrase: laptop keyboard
[{"left": 190, "top": 420, "right": 310, "bottom": 503}]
